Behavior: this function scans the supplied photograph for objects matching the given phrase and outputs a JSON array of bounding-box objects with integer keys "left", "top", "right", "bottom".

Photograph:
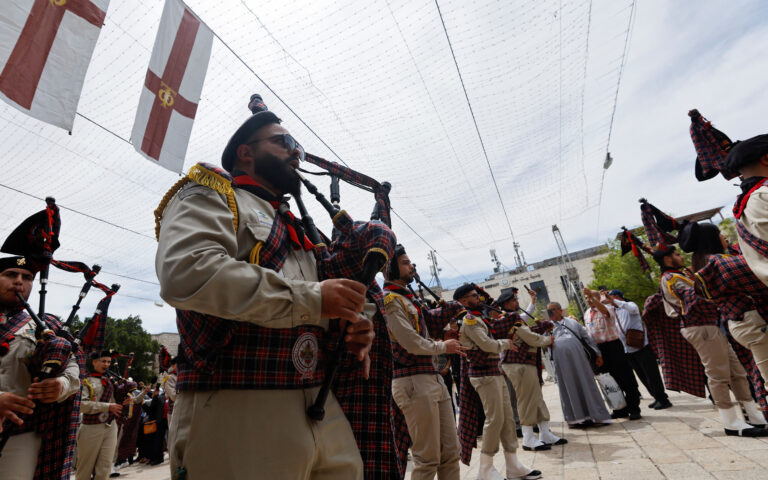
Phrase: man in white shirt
[{"left": 607, "top": 290, "right": 671, "bottom": 410}]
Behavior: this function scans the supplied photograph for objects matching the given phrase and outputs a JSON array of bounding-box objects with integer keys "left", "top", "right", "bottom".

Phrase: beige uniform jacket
[
  {"left": 155, "top": 182, "right": 324, "bottom": 329},
  {"left": 0, "top": 317, "right": 79, "bottom": 402},
  {"left": 162, "top": 372, "right": 177, "bottom": 402},
  {"left": 81, "top": 376, "right": 116, "bottom": 417},
  {"left": 460, "top": 315, "right": 511, "bottom": 358},
  {"left": 660, "top": 272, "right": 691, "bottom": 319},
  {"left": 384, "top": 292, "right": 446, "bottom": 355},
  {"left": 738, "top": 185, "right": 768, "bottom": 287}
]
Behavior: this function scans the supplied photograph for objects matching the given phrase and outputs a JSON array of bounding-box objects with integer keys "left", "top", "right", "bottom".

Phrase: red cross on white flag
[
  {"left": 131, "top": 0, "right": 213, "bottom": 173},
  {"left": 0, "top": 0, "right": 109, "bottom": 131}
]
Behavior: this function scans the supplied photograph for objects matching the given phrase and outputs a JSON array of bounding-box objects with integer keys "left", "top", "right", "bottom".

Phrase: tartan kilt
[
  {"left": 725, "top": 322, "right": 768, "bottom": 417},
  {"left": 643, "top": 294, "right": 707, "bottom": 398},
  {"left": 457, "top": 357, "right": 484, "bottom": 465},
  {"left": 333, "top": 309, "right": 405, "bottom": 479}
]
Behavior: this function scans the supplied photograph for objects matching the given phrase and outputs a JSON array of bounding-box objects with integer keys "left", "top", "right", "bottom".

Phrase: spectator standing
[{"left": 607, "top": 290, "right": 672, "bottom": 410}]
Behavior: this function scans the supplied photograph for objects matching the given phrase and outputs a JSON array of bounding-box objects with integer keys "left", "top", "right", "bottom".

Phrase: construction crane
[{"left": 552, "top": 225, "right": 588, "bottom": 317}]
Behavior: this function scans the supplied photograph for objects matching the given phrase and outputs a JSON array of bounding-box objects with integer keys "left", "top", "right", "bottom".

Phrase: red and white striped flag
[
  {"left": 0, "top": 0, "right": 109, "bottom": 131},
  {"left": 131, "top": 0, "right": 212, "bottom": 173}
]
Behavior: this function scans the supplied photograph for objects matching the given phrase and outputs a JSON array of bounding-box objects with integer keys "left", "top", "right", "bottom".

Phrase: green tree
[
  {"left": 718, "top": 217, "right": 738, "bottom": 244},
  {"left": 71, "top": 315, "right": 160, "bottom": 384}
]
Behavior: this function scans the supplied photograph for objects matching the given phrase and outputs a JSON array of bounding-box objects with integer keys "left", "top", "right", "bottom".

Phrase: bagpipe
[
  {"left": 246, "top": 96, "right": 397, "bottom": 420},
  {"left": 0, "top": 198, "right": 120, "bottom": 456},
  {"left": 292, "top": 163, "right": 395, "bottom": 421}
]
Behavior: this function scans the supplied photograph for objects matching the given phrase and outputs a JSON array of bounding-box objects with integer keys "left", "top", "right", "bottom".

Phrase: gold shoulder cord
[{"left": 154, "top": 164, "right": 239, "bottom": 240}]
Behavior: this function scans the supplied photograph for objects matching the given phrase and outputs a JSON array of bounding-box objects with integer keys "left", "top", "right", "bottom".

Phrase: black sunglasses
[{"left": 248, "top": 134, "right": 305, "bottom": 161}]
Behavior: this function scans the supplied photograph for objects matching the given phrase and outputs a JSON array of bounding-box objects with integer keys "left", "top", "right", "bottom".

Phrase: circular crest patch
[{"left": 292, "top": 332, "right": 318, "bottom": 380}]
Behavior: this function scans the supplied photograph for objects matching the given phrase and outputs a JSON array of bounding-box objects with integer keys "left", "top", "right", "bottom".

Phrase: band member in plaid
[
  {"left": 455, "top": 284, "right": 541, "bottom": 480},
  {"left": 0, "top": 258, "right": 81, "bottom": 478},
  {"left": 654, "top": 246, "right": 767, "bottom": 437},
  {"left": 76, "top": 350, "right": 125, "bottom": 480},
  {"left": 495, "top": 290, "right": 565, "bottom": 452},
  {"left": 724, "top": 134, "right": 768, "bottom": 287},
  {"left": 383, "top": 244, "right": 464, "bottom": 480},
  {"left": 155, "top": 107, "right": 373, "bottom": 479}
]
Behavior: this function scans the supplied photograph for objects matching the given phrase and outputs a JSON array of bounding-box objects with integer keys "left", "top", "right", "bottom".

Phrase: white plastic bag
[{"left": 596, "top": 372, "right": 626, "bottom": 411}]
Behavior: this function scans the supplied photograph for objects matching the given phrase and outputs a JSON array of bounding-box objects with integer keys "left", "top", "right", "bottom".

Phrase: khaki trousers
[
  {"left": 680, "top": 325, "right": 752, "bottom": 408},
  {"left": 170, "top": 388, "right": 362, "bottom": 480},
  {"left": 76, "top": 422, "right": 118, "bottom": 480},
  {"left": 0, "top": 431, "right": 40, "bottom": 480},
  {"left": 502, "top": 363, "right": 550, "bottom": 426},
  {"left": 469, "top": 375, "right": 518, "bottom": 455},
  {"left": 730, "top": 311, "right": 768, "bottom": 382},
  {"left": 392, "top": 374, "right": 460, "bottom": 480}
]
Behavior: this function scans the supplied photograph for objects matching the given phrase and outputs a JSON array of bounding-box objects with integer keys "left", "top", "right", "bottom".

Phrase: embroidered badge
[
  {"left": 292, "top": 332, "right": 318, "bottom": 379},
  {"left": 253, "top": 210, "right": 273, "bottom": 225}
]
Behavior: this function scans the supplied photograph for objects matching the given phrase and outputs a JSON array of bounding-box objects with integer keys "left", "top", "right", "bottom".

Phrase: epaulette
[
  {"left": 464, "top": 314, "right": 478, "bottom": 326},
  {"left": 154, "top": 162, "right": 239, "bottom": 240},
  {"left": 384, "top": 292, "right": 397, "bottom": 306}
]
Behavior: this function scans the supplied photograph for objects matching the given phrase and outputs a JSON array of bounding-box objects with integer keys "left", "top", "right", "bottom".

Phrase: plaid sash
[
  {"left": 733, "top": 177, "right": 768, "bottom": 259},
  {"left": 82, "top": 374, "right": 115, "bottom": 424},
  {"left": 661, "top": 271, "right": 719, "bottom": 327},
  {"left": 457, "top": 356, "right": 484, "bottom": 465},
  {"left": 643, "top": 294, "right": 707, "bottom": 398}
]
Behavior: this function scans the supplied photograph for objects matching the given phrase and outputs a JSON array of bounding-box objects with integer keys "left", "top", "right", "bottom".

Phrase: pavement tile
[
  {"left": 563, "top": 466, "right": 601, "bottom": 480},
  {"left": 685, "top": 447, "right": 758, "bottom": 471},
  {"left": 657, "top": 462, "right": 716, "bottom": 479}
]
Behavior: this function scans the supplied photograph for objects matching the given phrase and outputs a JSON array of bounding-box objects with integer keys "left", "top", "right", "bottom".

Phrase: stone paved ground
[{"left": 115, "top": 380, "right": 768, "bottom": 480}]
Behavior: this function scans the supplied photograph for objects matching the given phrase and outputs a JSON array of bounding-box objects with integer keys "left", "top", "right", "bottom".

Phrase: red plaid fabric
[
  {"left": 619, "top": 228, "right": 652, "bottom": 273},
  {"left": 333, "top": 310, "right": 404, "bottom": 479},
  {"left": 640, "top": 201, "right": 680, "bottom": 248},
  {"left": 176, "top": 310, "right": 326, "bottom": 391},
  {"left": 457, "top": 356, "right": 483, "bottom": 465},
  {"left": 688, "top": 109, "right": 737, "bottom": 180},
  {"left": 695, "top": 254, "right": 768, "bottom": 301},
  {"left": 462, "top": 310, "right": 504, "bottom": 377},
  {"left": 158, "top": 345, "right": 172, "bottom": 372},
  {"left": 81, "top": 283, "right": 117, "bottom": 353},
  {"left": 661, "top": 271, "right": 719, "bottom": 327},
  {"left": 391, "top": 401, "right": 410, "bottom": 477},
  {"left": 82, "top": 373, "right": 116, "bottom": 424},
  {"left": 737, "top": 219, "right": 768, "bottom": 260},
  {"left": 643, "top": 294, "right": 707, "bottom": 398},
  {"left": 383, "top": 284, "right": 462, "bottom": 378}
]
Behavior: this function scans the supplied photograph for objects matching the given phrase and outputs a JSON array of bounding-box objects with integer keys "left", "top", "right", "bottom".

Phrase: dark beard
[{"left": 253, "top": 153, "right": 301, "bottom": 196}]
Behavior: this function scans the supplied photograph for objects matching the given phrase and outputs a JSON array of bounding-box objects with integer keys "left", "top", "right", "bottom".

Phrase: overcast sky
[{"left": 0, "top": 0, "right": 765, "bottom": 333}]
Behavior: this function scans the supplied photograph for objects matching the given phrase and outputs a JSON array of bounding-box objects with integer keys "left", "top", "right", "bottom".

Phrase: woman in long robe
[{"left": 550, "top": 309, "right": 611, "bottom": 426}]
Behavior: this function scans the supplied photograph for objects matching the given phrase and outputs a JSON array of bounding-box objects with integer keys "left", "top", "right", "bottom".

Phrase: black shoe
[
  {"left": 149, "top": 459, "right": 163, "bottom": 466},
  {"left": 523, "top": 469, "right": 542, "bottom": 480},
  {"left": 725, "top": 426, "right": 768, "bottom": 437},
  {"left": 545, "top": 438, "right": 568, "bottom": 446},
  {"left": 628, "top": 411, "right": 642, "bottom": 420},
  {"left": 522, "top": 443, "right": 552, "bottom": 451},
  {"left": 611, "top": 409, "right": 629, "bottom": 419},
  {"left": 653, "top": 399, "right": 673, "bottom": 410},
  {"left": 109, "top": 474, "right": 120, "bottom": 478},
  {"left": 648, "top": 401, "right": 659, "bottom": 409},
  {"left": 516, "top": 428, "right": 523, "bottom": 438},
  {"left": 570, "top": 420, "right": 594, "bottom": 429}
]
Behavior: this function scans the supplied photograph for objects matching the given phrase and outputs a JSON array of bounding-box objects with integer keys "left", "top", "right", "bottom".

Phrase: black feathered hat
[
  {"left": 678, "top": 222, "right": 724, "bottom": 255},
  {"left": 724, "top": 134, "right": 768, "bottom": 173},
  {"left": 496, "top": 289, "right": 517, "bottom": 307},
  {"left": 453, "top": 283, "right": 476, "bottom": 301},
  {"left": 0, "top": 199, "right": 60, "bottom": 274},
  {"left": 385, "top": 244, "right": 407, "bottom": 281},
  {"left": 221, "top": 94, "right": 281, "bottom": 173}
]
